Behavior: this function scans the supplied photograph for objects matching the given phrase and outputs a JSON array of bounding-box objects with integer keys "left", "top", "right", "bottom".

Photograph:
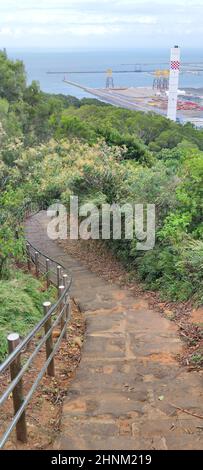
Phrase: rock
[
  {"left": 73, "top": 336, "right": 83, "bottom": 348},
  {"left": 164, "top": 309, "right": 174, "bottom": 319}
]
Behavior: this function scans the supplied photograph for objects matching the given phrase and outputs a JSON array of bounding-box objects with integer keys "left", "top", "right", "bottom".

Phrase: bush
[
  {"left": 3, "top": 138, "right": 201, "bottom": 304},
  {"left": 0, "top": 269, "right": 56, "bottom": 361}
]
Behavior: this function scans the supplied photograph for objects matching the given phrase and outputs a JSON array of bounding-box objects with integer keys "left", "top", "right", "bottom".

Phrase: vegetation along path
[{"left": 25, "top": 212, "right": 203, "bottom": 450}]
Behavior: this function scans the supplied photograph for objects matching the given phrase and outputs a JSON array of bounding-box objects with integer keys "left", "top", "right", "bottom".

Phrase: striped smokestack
[{"left": 167, "top": 45, "right": 181, "bottom": 121}]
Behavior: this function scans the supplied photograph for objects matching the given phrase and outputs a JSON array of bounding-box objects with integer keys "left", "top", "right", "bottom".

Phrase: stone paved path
[{"left": 25, "top": 212, "right": 203, "bottom": 450}]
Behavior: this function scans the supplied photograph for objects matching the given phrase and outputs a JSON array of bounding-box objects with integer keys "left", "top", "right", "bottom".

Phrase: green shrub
[{"left": 0, "top": 269, "right": 56, "bottom": 362}]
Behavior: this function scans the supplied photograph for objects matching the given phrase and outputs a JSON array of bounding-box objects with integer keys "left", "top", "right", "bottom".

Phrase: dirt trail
[{"left": 25, "top": 212, "right": 203, "bottom": 450}]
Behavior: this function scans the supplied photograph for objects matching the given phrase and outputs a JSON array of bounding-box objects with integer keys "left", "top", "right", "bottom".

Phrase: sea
[{"left": 8, "top": 48, "right": 203, "bottom": 100}]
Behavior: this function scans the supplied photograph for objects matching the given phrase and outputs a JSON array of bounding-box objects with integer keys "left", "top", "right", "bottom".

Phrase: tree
[{"left": 0, "top": 50, "right": 26, "bottom": 102}]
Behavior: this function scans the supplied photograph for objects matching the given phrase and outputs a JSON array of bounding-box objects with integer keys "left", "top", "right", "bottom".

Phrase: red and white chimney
[{"left": 167, "top": 45, "right": 181, "bottom": 121}]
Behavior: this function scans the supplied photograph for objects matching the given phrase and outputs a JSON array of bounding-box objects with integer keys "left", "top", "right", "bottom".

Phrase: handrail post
[
  {"left": 58, "top": 285, "right": 66, "bottom": 339},
  {"left": 26, "top": 243, "right": 31, "bottom": 271},
  {"left": 43, "top": 302, "right": 55, "bottom": 377},
  {"left": 66, "top": 294, "right": 71, "bottom": 326},
  {"left": 63, "top": 274, "right": 70, "bottom": 339},
  {"left": 57, "top": 266, "right": 61, "bottom": 288},
  {"left": 46, "top": 259, "right": 50, "bottom": 289},
  {"left": 7, "top": 333, "right": 27, "bottom": 443},
  {"left": 35, "top": 251, "right": 39, "bottom": 278},
  {"left": 62, "top": 274, "right": 68, "bottom": 288}
]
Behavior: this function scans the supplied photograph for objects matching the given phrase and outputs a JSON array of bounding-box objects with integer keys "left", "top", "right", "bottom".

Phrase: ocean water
[{"left": 9, "top": 49, "right": 203, "bottom": 99}]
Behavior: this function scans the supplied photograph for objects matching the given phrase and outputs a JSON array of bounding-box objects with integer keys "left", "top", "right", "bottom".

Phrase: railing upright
[
  {"left": 43, "top": 302, "right": 55, "bottom": 377},
  {"left": 26, "top": 243, "right": 31, "bottom": 271},
  {"left": 57, "top": 266, "right": 62, "bottom": 288},
  {"left": 58, "top": 285, "right": 66, "bottom": 339},
  {"left": 7, "top": 333, "right": 27, "bottom": 443},
  {"left": 46, "top": 259, "right": 51, "bottom": 288},
  {"left": 35, "top": 251, "right": 39, "bottom": 277}
]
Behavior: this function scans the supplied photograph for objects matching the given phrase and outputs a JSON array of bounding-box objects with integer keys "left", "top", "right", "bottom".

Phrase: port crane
[
  {"left": 47, "top": 61, "right": 203, "bottom": 89},
  {"left": 47, "top": 62, "right": 203, "bottom": 75},
  {"left": 47, "top": 57, "right": 203, "bottom": 92}
]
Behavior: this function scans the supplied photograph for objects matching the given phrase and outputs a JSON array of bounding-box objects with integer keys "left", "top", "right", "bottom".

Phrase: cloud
[
  {"left": 0, "top": 0, "right": 202, "bottom": 48},
  {"left": 0, "top": 10, "right": 157, "bottom": 26}
]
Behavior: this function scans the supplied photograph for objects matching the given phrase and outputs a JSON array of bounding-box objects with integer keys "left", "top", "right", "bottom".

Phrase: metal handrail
[
  {"left": 0, "top": 243, "right": 72, "bottom": 375},
  {"left": 0, "top": 321, "right": 68, "bottom": 449},
  {"left": 0, "top": 236, "right": 72, "bottom": 449},
  {"left": 0, "top": 302, "right": 68, "bottom": 407}
]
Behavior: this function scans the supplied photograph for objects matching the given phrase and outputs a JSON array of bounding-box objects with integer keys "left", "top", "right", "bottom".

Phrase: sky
[{"left": 0, "top": 0, "right": 202, "bottom": 50}]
